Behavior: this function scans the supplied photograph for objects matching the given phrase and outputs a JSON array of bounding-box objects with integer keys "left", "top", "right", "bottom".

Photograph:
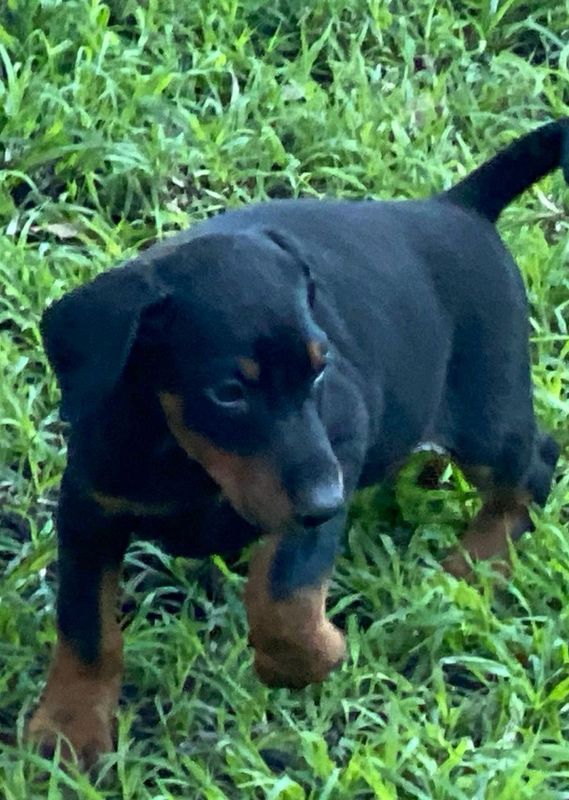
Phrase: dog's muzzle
[{"left": 293, "top": 470, "right": 345, "bottom": 528}]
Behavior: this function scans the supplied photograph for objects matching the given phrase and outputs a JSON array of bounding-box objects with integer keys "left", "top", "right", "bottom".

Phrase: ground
[{"left": 0, "top": 1, "right": 568, "bottom": 798}]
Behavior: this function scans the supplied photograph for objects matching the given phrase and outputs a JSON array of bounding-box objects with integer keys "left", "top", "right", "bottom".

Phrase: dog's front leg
[
  {"left": 244, "top": 520, "right": 346, "bottom": 688},
  {"left": 28, "top": 487, "right": 129, "bottom": 767}
]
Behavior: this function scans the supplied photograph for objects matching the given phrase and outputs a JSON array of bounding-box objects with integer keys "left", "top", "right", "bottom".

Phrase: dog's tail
[{"left": 442, "top": 118, "right": 569, "bottom": 223}]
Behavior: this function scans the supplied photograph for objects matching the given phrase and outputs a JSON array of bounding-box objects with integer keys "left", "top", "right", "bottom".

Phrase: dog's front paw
[
  {"left": 28, "top": 697, "right": 115, "bottom": 769},
  {"left": 252, "top": 619, "right": 346, "bottom": 689}
]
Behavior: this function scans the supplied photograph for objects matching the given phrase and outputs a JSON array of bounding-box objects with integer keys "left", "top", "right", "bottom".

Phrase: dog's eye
[
  {"left": 208, "top": 380, "right": 247, "bottom": 409},
  {"left": 314, "top": 369, "right": 325, "bottom": 386},
  {"left": 311, "top": 347, "right": 331, "bottom": 389},
  {"left": 313, "top": 362, "right": 327, "bottom": 388}
]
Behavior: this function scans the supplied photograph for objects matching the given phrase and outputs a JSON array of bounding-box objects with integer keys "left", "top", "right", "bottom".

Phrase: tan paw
[
  {"left": 441, "top": 550, "right": 473, "bottom": 580},
  {"left": 253, "top": 620, "right": 346, "bottom": 689},
  {"left": 442, "top": 548, "right": 511, "bottom": 581},
  {"left": 28, "top": 701, "right": 114, "bottom": 769}
]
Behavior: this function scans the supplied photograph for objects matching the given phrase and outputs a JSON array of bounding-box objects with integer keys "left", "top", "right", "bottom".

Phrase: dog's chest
[{"left": 78, "top": 416, "right": 218, "bottom": 515}]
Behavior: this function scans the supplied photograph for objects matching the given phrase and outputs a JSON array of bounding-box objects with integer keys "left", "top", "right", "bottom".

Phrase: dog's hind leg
[
  {"left": 244, "top": 518, "right": 346, "bottom": 688},
  {"left": 443, "top": 431, "right": 559, "bottom": 578},
  {"left": 438, "top": 287, "right": 559, "bottom": 579},
  {"left": 442, "top": 484, "right": 531, "bottom": 578}
]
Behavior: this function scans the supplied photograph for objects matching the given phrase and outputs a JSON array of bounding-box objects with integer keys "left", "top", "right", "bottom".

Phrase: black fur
[{"left": 41, "top": 120, "right": 567, "bottom": 663}]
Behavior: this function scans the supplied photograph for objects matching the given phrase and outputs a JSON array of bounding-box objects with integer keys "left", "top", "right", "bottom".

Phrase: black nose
[{"left": 295, "top": 482, "right": 344, "bottom": 528}]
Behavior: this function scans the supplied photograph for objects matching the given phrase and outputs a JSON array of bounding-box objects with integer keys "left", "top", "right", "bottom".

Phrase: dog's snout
[{"left": 295, "top": 481, "right": 344, "bottom": 528}]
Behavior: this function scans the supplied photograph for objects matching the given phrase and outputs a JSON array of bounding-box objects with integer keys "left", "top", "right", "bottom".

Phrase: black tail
[{"left": 443, "top": 118, "right": 569, "bottom": 223}]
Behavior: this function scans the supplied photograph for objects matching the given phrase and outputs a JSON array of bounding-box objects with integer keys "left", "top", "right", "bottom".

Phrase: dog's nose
[{"left": 295, "top": 482, "right": 344, "bottom": 528}]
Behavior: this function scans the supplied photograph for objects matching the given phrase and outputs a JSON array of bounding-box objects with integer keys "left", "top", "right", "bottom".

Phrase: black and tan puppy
[{"left": 28, "top": 120, "right": 568, "bottom": 764}]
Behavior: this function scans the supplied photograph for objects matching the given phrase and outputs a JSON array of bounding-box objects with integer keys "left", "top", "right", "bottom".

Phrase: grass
[{"left": 0, "top": 0, "right": 568, "bottom": 797}]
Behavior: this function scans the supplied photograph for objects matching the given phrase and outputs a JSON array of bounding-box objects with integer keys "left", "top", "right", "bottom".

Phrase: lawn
[{"left": 0, "top": 0, "right": 568, "bottom": 797}]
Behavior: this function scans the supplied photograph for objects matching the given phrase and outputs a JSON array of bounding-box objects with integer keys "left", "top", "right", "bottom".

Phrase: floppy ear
[
  {"left": 41, "top": 261, "right": 164, "bottom": 422},
  {"left": 260, "top": 227, "right": 317, "bottom": 307}
]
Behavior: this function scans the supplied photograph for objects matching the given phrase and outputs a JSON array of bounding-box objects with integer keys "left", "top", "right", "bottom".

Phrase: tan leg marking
[
  {"left": 92, "top": 491, "right": 179, "bottom": 517},
  {"left": 244, "top": 535, "right": 346, "bottom": 689},
  {"left": 28, "top": 570, "right": 123, "bottom": 767},
  {"left": 443, "top": 489, "right": 531, "bottom": 579}
]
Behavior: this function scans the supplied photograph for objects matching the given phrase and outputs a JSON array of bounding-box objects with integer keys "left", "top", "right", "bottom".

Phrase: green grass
[{"left": 1, "top": 0, "right": 568, "bottom": 797}]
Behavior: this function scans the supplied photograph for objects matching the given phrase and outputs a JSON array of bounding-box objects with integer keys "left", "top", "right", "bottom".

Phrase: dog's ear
[
  {"left": 261, "top": 227, "right": 316, "bottom": 307},
  {"left": 41, "top": 261, "right": 165, "bottom": 422}
]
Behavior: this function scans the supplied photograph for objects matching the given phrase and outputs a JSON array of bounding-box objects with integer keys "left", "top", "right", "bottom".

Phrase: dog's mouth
[
  {"left": 159, "top": 392, "right": 296, "bottom": 531},
  {"left": 159, "top": 391, "right": 344, "bottom": 533},
  {"left": 210, "top": 459, "right": 296, "bottom": 534},
  {"left": 216, "top": 467, "right": 345, "bottom": 534}
]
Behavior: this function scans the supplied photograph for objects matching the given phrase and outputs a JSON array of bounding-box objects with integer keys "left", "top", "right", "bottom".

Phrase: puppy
[{"left": 28, "top": 120, "right": 567, "bottom": 765}]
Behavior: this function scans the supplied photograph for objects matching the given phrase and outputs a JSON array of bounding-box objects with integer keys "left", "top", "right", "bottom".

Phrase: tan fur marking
[
  {"left": 159, "top": 392, "right": 293, "bottom": 531},
  {"left": 92, "top": 491, "right": 179, "bottom": 517},
  {"left": 443, "top": 488, "right": 531, "bottom": 579},
  {"left": 307, "top": 340, "right": 326, "bottom": 371},
  {"left": 238, "top": 357, "right": 260, "bottom": 382},
  {"left": 28, "top": 569, "right": 123, "bottom": 767},
  {"left": 244, "top": 534, "right": 346, "bottom": 688}
]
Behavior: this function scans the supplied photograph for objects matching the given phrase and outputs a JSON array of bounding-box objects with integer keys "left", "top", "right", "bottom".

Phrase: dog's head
[{"left": 42, "top": 228, "right": 344, "bottom": 533}]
